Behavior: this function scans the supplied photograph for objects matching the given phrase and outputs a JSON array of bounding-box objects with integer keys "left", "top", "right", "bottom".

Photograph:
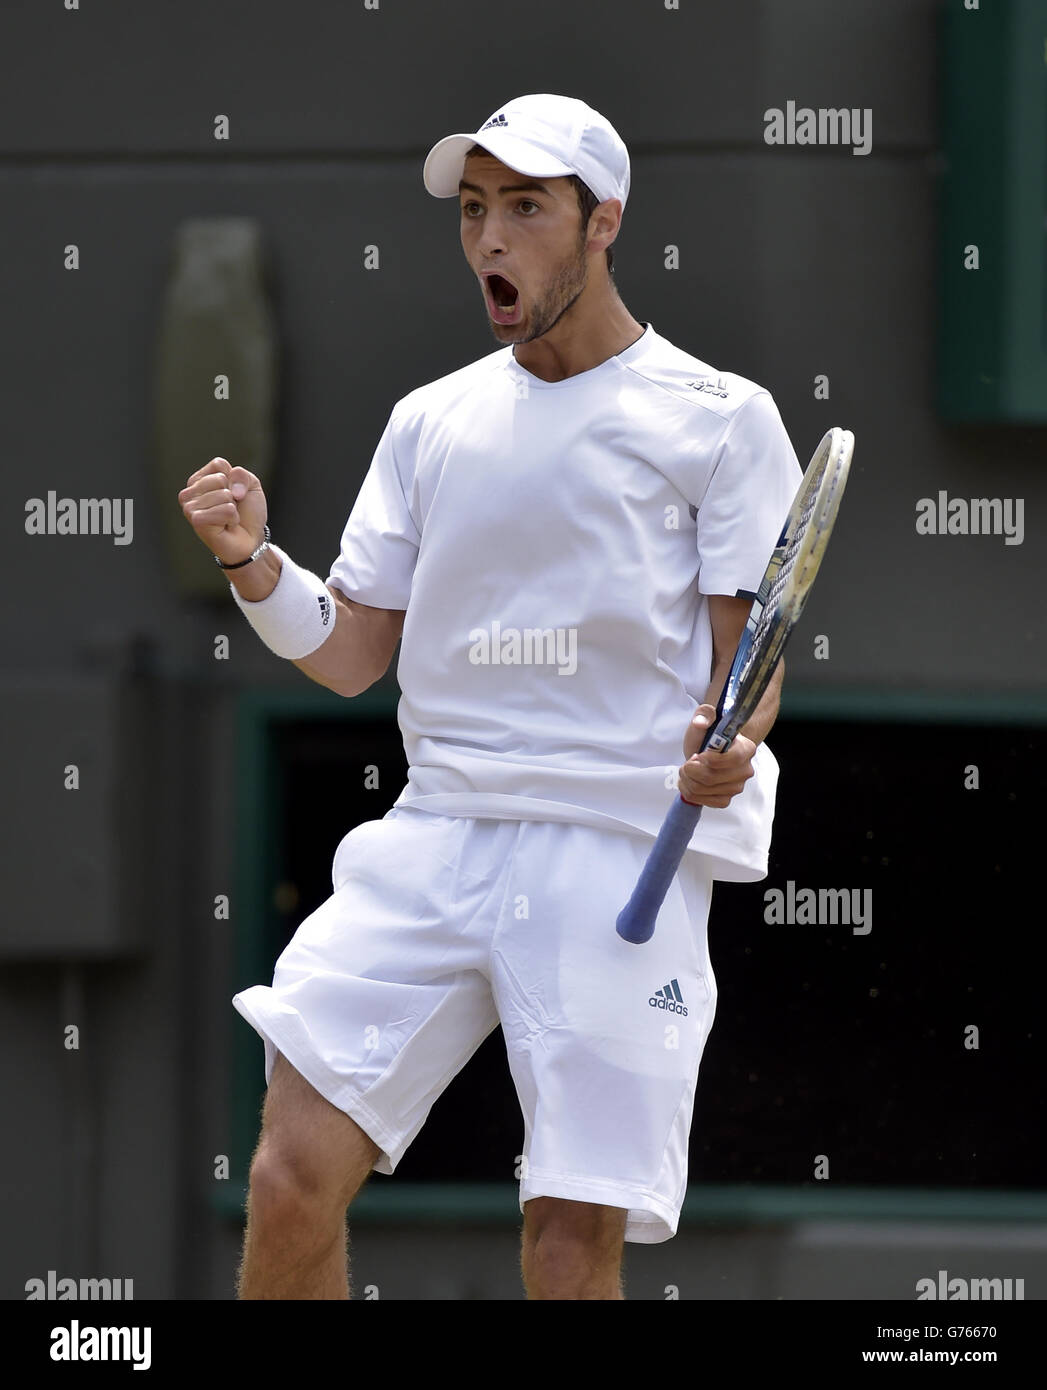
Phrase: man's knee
[
  {"left": 521, "top": 1198, "right": 626, "bottom": 1294},
  {"left": 247, "top": 1054, "right": 380, "bottom": 1222},
  {"left": 524, "top": 1196, "right": 626, "bottom": 1245},
  {"left": 247, "top": 1149, "right": 315, "bottom": 1229}
]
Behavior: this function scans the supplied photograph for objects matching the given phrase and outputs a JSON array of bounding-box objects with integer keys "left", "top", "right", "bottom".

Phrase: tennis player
[{"left": 179, "top": 93, "right": 802, "bottom": 1300}]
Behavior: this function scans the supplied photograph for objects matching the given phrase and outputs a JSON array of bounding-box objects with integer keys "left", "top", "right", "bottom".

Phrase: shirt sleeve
[
  {"left": 695, "top": 390, "right": 804, "bottom": 598},
  {"left": 325, "top": 410, "right": 420, "bottom": 610}
]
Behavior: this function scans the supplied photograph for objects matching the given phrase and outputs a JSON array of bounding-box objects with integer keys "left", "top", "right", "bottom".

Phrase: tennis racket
[{"left": 616, "top": 425, "right": 854, "bottom": 945}]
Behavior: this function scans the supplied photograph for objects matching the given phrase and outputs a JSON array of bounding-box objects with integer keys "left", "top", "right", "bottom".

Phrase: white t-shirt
[{"left": 326, "top": 322, "right": 802, "bottom": 881}]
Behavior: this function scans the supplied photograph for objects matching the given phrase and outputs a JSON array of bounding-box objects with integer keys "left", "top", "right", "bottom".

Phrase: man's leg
[
  {"left": 501, "top": 821, "right": 718, "bottom": 1295},
  {"left": 520, "top": 1197, "right": 628, "bottom": 1300},
  {"left": 237, "top": 1051, "right": 381, "bottom": 1299}
]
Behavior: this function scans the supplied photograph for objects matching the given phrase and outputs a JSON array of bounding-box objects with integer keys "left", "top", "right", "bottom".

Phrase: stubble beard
[{"left": 491, "top": 234, "right": 590, "bottom": 346}]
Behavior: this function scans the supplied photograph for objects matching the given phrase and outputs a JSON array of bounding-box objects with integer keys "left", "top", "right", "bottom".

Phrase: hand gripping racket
[{"left": 616, "top": 426, "right": 854, "bottom": 945}]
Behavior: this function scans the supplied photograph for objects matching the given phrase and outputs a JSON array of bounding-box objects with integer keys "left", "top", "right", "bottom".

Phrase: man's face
[{"left": 458, "top": 153, "right": 590, "bottom": 345}]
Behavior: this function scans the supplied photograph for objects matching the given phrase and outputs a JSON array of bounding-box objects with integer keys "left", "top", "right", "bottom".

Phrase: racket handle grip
[{"left": 616, "top": 797, "right": 704, "bottom": 944}]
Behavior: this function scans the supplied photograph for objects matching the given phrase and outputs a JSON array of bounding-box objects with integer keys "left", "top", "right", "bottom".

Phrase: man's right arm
[
  {"left": 295, "top": 585, "right": 405, "bottom": 697},
  {"left": 179, "top": 457, "right": 405, "bottom": 697},
  {"left": 227, "top": 544, "right": 404, "bottom": 698}
]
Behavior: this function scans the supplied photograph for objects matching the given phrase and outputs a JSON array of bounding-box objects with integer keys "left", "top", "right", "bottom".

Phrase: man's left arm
[{"left": 677, "top": 593, "right": 783, "bottom": 808}]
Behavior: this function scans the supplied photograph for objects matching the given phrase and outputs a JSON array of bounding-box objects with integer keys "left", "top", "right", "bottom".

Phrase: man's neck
[{"left": 512, "top": 289, "right": 645, "bottom": 382}]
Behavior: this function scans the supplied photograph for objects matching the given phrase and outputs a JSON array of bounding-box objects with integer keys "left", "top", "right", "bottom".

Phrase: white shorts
[{"left": 232, "top": 804, "right": 717, "bottom": 1243}]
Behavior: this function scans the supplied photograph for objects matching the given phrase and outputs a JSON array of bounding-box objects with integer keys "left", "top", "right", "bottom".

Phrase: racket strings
[
  {"left": 734, "top": 460, "right": 834, "bottom": 689},
  {"left": 752, "top": 480, "right": 821, "bottom": 643},
  {"left": 721, "top": 437, "right": 851, "bottom": 731},
  {"left": 767, "top": 450, "right": 848, "bottom": 612},
  {"left": 771, "top": 482, "right": 821, "bottom": 598}
]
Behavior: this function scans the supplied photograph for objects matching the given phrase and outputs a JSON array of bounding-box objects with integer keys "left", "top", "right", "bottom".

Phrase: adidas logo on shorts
[{"left": 649, "top": 978, "right": 688, "bottom": 1016}]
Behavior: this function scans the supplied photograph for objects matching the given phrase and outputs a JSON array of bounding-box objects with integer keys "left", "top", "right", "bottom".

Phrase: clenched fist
[
  {"left": 677, "top": 703, "right": 757, "bottom": 809},
  {"left": 178, "top": 457, "right": 268, "bottom": 567}
]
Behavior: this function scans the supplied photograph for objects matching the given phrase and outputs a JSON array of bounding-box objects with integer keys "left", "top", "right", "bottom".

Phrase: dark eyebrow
[{"left": 458, "top": 179, "right": 553, "bottom": 197}]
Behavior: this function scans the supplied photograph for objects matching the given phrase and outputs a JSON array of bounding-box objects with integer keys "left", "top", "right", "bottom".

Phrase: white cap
[{"left": 423, "top": 94, "right": 630, "bottom": 210}]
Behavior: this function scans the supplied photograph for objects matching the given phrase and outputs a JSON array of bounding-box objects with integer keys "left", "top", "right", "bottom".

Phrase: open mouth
[{"left": 483, "top": 272, "right": 522, "bottom": 325}]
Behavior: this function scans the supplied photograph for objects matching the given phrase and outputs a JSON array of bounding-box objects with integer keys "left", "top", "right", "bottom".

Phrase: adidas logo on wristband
[{"left": 318, "top": 594, "right": 332, "bottom": 626}]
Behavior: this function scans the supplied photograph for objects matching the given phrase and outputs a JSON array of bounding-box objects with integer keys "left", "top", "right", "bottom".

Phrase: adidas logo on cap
[
  {"left": 480, "top": 113, "right": 508, "bottom": 131},
  {"left": 649, "top": 978, "right": 688, "bottom": 1016}
]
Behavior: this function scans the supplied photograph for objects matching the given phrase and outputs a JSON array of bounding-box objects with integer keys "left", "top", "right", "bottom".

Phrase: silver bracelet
[{"left": 215, "top": 525, "right": 271, "bottom": 570}]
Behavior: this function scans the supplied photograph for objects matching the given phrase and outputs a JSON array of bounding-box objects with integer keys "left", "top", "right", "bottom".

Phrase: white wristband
[{"left": 230, "top": 544, "right": 336, "bottom": 659}]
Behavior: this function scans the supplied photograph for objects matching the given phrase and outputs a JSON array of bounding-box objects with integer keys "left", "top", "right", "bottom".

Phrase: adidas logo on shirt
[
  {"left": 686, "top": 376, "right": 729, "bottom": 398},
  {"left": 480, "top": 113, "right": 508, "bottom": 131},
  {"left": 649, "top": 978, "right": 688, "bottom": 1016}
]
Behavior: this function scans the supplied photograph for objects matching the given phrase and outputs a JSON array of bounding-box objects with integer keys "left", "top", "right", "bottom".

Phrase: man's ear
[{"left": 589, "top": 198, "right": 622, "bottom": 254}]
